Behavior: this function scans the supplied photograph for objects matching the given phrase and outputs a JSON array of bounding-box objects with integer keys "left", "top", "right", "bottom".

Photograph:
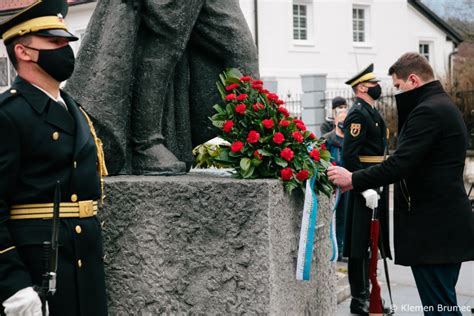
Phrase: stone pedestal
[{"left": 100, "top": 174, "right": 336, "bottom": 315}]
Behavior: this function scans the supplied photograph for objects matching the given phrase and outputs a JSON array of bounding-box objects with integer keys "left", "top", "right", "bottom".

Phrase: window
[
  {"left": 0, "top": 57, "right": 16, "bottom": 87},
  {"left": 352, "top": 7, "right": 366, "bottom": 42},
  {"left": 419, "top": 43, "right": 430, "bottom": 61},
  {"left": 293, "top": 4, "right": 308, "bottom": 41}
]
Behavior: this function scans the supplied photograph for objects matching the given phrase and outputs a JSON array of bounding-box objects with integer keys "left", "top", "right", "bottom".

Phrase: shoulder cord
[{"left": 78, "top": 107, "right": 109, "bottom": 204}]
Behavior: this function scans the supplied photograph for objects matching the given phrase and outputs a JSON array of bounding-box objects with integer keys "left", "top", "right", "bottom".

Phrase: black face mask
[
  {"left": 367, "top": 84, "right": 382, "bottom": 100},
  {"left": 26, "top": 44, "right": 75, "bottom": 82}
]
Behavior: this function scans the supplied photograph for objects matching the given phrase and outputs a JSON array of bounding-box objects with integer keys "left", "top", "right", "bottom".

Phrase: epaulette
[{"left": 0, "top": 88, "right": 21, "bottom": 107}]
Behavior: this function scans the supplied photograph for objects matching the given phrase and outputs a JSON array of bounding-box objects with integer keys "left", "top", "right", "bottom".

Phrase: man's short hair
[
  {"left": 388, "top": 52, "right": 434, "bottom": 82},
  {"left": 332, "top": 96, "right": 347, "bottom": 109},
  {"left": 5, "top": 35, "right": 32, "bottom": 69}
]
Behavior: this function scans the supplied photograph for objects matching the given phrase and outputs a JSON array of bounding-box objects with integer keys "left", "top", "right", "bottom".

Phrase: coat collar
[
  {"left": 12, "top": 76, "right": 75, "bottom": 135},
  {"left": 395, "top": 80, "right": 445, "bottom": 131}
]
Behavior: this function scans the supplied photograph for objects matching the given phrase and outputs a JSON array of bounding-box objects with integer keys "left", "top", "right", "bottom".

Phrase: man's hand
[
  {"left": 327, "top": 165, "right": 353, "bottom": 192},
  {"left": 2, "top": 287, "right": 44, "bottom": 316},
  {"left": 361, "top": 189, "right": 380, "bottom": 210}
]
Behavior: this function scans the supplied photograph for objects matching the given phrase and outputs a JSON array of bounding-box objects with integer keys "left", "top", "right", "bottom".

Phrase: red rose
[
  {"left": 225, "top": 83, "right": 240, "bottom": 91},
  {"left": 309, "top": 148, "right": 320, "bottom": 161},
  {"left": 331, "top": 161, "right": 337, "bottom": 166},
  {"left": 261, "top": 89, "right": 270, "bottom": 94},
  {"left": 235, "top": 103, "right": 246, "bottom": 115},
  {"left": 277, "top": 107, "right": 290, "bottom": 117},
  {"left": 280, "top": 147, "right": 294, "bottom": 161},
  {"left": 240, "top": 76, "right": 252, "bottom": 81},
  {"left": 254, "top": 150, "right": 263, "bottom": 160},
  {"left": 294, "top": 119, "right": 304, "bottom": 124},
  {"left": 275, "top": 99, "right": 285, "bottom": 105},
  {"left": 309, "top": 133, "right": 316, "bottom": 140},
  {"left": 247, "top": 130, "right": 260, "bottom": 143},
  {"left": 279, "top": 120, "right": 289, "bottom": 127},
  {"left": 225, "top": 93, "right": 236, "bottom": 101},
  {"left": 223, "top": 120, "right": 234, "bottom": 133},
  {"left": 231, "top": 141, "right": 244, "bottom": 153},
  {"left": 280, "top": 167, "right": 293, "bottom": 181},
  {"left": 253, "top": 102, "right": 264, "bottom": 111},
  {"left": 273, "top": 132, "right": 285, "bottom": 144},
  {"left": 236, "top": 94, "right": 248, "bottom": 101},
  {"left": 262, "top": 119, "right": 274, "bottom": 129},
  {"left": 296, "top": 170, "right": 309, "bottom": 181},
  {"left": 292, "top": 131, "right": 304, "bottom": 143},
  {"left": 252, "top": 79, "right": 263, "bottom": 85},
  {"left": 267, "top": 93, "right": 279, "bottom": 101},
  {"left": 252, "top": 83, "right": 263, "bottom": 90},
  {"left": 296, "top": 122, "right": 307, "bottom": 131},
  {"left": 321, "top": 143, "right": 327, "bottom": 151}
]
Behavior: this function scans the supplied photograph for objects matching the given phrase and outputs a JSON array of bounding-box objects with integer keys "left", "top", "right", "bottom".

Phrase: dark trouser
[
  {"left": 348, "top": 257, "right": 370, "bottom": 312},
  {"left": 411, "top": 263, "right": 462, "bottom": 316}
]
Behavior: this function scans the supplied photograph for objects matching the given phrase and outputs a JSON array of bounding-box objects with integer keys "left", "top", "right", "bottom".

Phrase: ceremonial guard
[
  {"left": 0, "top": 0, "right": 108, "bottom": 315},
  {"left": 342, "top": 64, "right": 392, "bottom": 315}
]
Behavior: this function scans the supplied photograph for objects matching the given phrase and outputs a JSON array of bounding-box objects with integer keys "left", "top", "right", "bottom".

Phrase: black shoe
[{"left": 350, "top": 298, "right": 369, "bottom": 315}]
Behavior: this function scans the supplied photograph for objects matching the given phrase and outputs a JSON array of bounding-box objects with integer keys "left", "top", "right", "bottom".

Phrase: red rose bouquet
[{"left": 194, "top": 68, "right": 333, "bottom": 196}]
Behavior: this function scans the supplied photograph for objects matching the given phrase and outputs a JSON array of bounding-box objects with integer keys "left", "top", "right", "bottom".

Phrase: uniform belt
[
  {"left": 358, "top": 155, "right": 385, "bottom": 163},
  {"left": 10, "top": 200, "right": 98, "bottom": 220}
]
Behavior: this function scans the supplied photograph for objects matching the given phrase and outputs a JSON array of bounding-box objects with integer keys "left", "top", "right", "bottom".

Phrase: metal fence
[{"left": 284, "top": 93, "right": 302, "bottom": 119}]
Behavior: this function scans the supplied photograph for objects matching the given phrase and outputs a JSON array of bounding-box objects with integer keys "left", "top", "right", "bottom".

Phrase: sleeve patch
[{"left": 350, "top": 123, "right": 361, "bottom": 137}]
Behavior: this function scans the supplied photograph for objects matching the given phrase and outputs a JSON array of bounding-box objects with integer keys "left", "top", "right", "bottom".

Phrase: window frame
[
  {"left": 352, "top": 5, "right": 371, "bottom": 46},
  {"left": 292, "top": 0, "right": 314, "bottom": 46}
]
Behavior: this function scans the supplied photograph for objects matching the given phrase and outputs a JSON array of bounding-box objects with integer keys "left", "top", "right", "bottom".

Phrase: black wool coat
[
  {"left": 353, "top": 80, "right": 474, "bottom": 266},
  {"left": 0, "top": 77, "right": 107, "bottom": 315}
]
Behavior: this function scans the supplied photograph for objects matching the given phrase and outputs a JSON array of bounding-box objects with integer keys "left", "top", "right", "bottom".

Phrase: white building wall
[{"left": 0, "top": 0, "right": 457, "bottom": 95}]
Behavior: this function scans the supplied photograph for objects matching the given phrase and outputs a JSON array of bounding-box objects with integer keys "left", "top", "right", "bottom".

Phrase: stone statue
[{"left": 66, "top": 0, "right": 259, "bottom": 175}]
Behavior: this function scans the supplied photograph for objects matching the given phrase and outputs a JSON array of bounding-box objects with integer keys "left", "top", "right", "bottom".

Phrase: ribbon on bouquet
[{"left": 296, "top": 178, "right": 341, "bottom": 281}]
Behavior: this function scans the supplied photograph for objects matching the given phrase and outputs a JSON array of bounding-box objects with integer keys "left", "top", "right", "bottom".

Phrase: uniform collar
[
  {"left": 355, "top": 97, "right": 376, "bottom": 114},
  {"left": 11, "top": 76, "right": 50, "bottom": 114}
]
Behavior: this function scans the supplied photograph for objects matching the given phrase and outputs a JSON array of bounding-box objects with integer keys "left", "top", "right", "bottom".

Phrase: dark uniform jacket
[
  {"left": 0, "top": 77, "right": 107, "bottom": 315},
  {"left": 353, "top": 81, "right": 474, "bottom": 266},
  {"left": 342, "top": 97, "right": 391, "bottom": 259}
]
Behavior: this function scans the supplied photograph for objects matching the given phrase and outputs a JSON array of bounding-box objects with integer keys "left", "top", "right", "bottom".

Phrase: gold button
[
  {"left": 73, "top": 161, "right": 77, "bottom": 169},
  {"left": 77, "top": 259, "right": 82, "bottom": 268},
  {"left": 75, "top": 225, "right": 82, "bottom": 234},
  {"left": 10, "top": 89, "right": 16, "bottom": 94},
  {"left": 52, "top": 132, "right": 60, "bottom": 141},
  {"left": 71, "top": 194, "right": 78, "bottom": 202}
]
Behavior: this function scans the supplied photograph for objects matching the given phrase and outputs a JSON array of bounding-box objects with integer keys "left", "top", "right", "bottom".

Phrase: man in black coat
[
  {"left": 0, "top": 0, "right": 108, "bottom": 315},
  {"left": 328, "top": 52, "right": 474, "bottom": 314},
  {"left": 342, "top": 64, "right": 392, "bottom": 315}
]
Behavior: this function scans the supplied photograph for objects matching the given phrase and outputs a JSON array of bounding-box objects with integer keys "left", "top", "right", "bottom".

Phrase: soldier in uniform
[
  {"left": 0, "top": 0, "right": 108, "bottom": 315},
  {"left": 342, "top": 64, "right": 392, "bottom": 315}
]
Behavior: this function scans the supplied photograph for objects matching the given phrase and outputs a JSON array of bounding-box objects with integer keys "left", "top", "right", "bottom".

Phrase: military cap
[
  {"left": 331, "top": 96, "right": 347, "bottom": 109},
  {"left": 345, "top": 63, "right": 380, "bottom": 87},
  {"left": 0, "top": 0, "right": 78, "bottom": 44}
]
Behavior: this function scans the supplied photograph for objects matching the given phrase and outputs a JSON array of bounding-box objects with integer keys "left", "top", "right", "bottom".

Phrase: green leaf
[
  {"left": 259, "top": 149, "right": 272, "bottom": 156},
  {"left": 225, "top": 77, "right": 242, "bottom": 85},
  {"left": 226, "top": 103, "right": 234, "bottom": 116},
  {"left": 275, "top": 157, "right": 288, "bottom": 168},
  {"left": 227, "top": 68, "right": 244, "bottom": 79},
  {"left": 213, "top": 104, "right": 225, "bottom": 114},
  {"left": 240, "top": 158, "right": 251, "bottom": 171},
  {"left": 321, "top": 150, "right": 331, "bottom": 161},
  {"left": 251, "top": 158, "right": 263, "bottom": 167},
  {"left": 212, "top": 120, "right": 225, "bottom": 128},
  {"left": 241, "top": 165, "right": 255, "bottom": 179},
  {"left": 216, "top": 81, "right": 226, "bottom": 99}
]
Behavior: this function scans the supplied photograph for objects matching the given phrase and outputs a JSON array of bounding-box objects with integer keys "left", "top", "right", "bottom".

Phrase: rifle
[
  {"left": 36, "top": 181, "right": 61, "bottom": 315},
  {"left": 368, "top": 205, "right": 383, "bottom": 316}
]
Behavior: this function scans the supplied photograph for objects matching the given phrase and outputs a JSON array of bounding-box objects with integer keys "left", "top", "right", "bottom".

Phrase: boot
[{"left": 348, "top": 257, "right": 370, "bottom": 315}]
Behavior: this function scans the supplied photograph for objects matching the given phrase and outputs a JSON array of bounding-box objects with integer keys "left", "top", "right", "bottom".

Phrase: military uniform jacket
[
  {"left": 342, "top": 98, "right": 391, "bottom": 259},
  {"left": 0, "top": 77, "right": 107, "bottom": 315},
  {"left": 352, "top": 81, "right": 474, "bottom": 266}
]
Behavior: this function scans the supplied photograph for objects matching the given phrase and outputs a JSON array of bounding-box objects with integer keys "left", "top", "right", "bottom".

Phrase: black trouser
[
  {"left": 348, "top": 257, "right": 370, "bottom": 310},
  {"left": 411, "top": 263, "right": 462, "bottom": 316}
]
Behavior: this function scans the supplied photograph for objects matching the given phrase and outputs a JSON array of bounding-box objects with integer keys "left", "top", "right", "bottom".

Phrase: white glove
[
  {"left": 361, "top": 189, "right": 380, "bottom": 210},
  {"left": 2, "top": 287, "right": 45, "bottom": 316}
]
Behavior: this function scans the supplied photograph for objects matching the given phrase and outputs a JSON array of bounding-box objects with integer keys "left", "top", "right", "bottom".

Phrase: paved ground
[{"left": 336, "top": 185, "right": 474, "bottom": 315}]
